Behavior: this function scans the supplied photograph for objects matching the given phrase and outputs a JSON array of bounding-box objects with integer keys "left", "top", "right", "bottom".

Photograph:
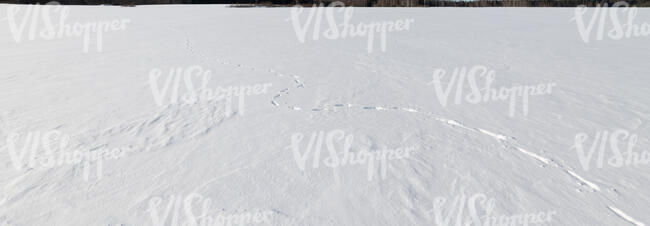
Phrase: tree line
[{"left": 2, "top": 0, "right": 649, "bottom": 7}]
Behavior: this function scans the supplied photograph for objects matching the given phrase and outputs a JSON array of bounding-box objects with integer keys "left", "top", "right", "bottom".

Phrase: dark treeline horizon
[{"left": 2, "top": 0, "right": 649, "bottom": 7}]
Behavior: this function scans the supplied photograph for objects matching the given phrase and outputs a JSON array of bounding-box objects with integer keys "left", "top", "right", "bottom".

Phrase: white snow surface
[{"left": 1, "top": 4, "right": 650, "bottom": 226}]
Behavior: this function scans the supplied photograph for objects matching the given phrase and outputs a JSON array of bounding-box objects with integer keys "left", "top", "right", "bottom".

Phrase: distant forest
[{"left": 2, "top": 0, "right": 650, "bottom": 7}]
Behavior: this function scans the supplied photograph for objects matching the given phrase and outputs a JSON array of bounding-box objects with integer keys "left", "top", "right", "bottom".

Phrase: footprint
[{"left": 401, "top": 108, "right": 418, "bottom": 112}]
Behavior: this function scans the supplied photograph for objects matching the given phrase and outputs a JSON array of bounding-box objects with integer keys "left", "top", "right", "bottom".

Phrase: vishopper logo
[
  {"left": 287, "top": 129, "right": 413, "bottom": 181},
  {"left": 148, "top": 65, "right": 273, "bottom": 116},
  {"left": 287, "top": 1, "right": 414, "bottom": 53},
  {"left": 572, "top": 129, "right": 649, "bottom": 171},
  {"left": 428, "top": 65, "right": 556, "bottom": 117},
  {"left": 1, "top": 1, "right": 130, "bottom": 53},
  {"left": 3, "top": 130, "right": 126, "bottom": 181},
  {"left": 428, "top": 192, "right": 556, "bottom": 226},
  {"left": 572, "top": 1, "right": 650, "bottom": 43},
  {"left": 147, "top": 193, "right": 273, "bottom": 226}
]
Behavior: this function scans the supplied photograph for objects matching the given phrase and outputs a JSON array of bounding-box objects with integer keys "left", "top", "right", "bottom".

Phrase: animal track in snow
[
  {"left": 167, "top": 27, "right": 643, "bottom": 226},
  {"left": 566, "top": 169, "right": 601, "bottom": 192},
  {"left": 514, "top": 147, "right": 551, "bottom": 165},
  {"left": 608, "top": 206, "right": 646, "bottom": 226}
]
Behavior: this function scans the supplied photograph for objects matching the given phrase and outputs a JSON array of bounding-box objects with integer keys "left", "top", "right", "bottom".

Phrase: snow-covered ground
[{"left": 1, "top": 4, "right": 649, "bottom": 226}]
